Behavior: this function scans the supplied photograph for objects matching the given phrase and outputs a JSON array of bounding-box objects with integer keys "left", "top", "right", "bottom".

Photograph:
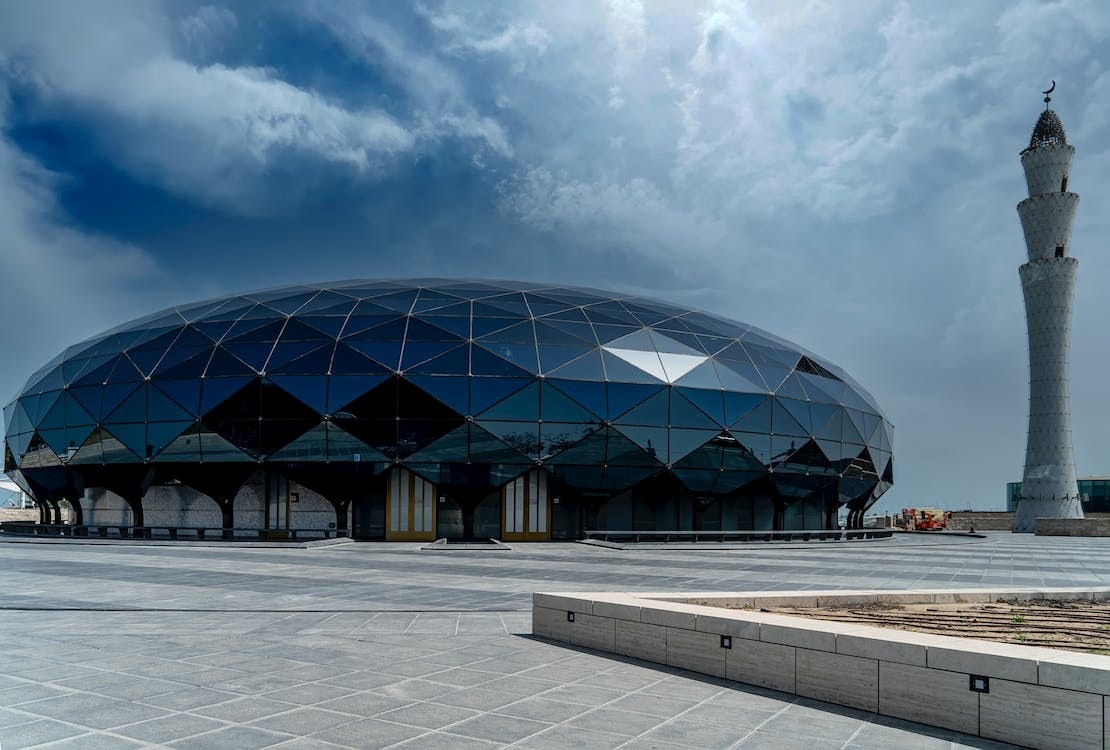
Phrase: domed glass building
[{"left": 3, "top": 279, "right": 892, "bottom": 540}]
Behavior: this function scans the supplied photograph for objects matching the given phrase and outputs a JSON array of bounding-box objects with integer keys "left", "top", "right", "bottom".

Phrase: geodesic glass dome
[{"left": 3, "top": 279, "right": 892, "bottom": 536}]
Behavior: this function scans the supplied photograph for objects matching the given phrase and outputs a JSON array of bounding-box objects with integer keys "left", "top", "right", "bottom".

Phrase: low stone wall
[
  {"left": 533, "top": 588, "right": 1110, "bottom": 750},
  {"left": 1036, "top": 517, "right": 1110, "bottom": 536},
  {"left": 947, "top": 511, "right": 1014, "bottom": 531}
]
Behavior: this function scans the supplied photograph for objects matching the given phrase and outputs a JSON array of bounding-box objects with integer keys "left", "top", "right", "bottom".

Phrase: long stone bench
[{"left": 533, "top": 588, "right": 1110, "bottom": 750}]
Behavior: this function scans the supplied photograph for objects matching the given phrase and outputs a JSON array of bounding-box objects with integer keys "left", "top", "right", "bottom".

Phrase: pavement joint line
[{"left": 722, "top": 698, "right": 797, "bottom": 749}]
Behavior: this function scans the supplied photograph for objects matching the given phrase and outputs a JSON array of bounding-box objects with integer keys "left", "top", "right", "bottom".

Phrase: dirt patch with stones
[{"left": 762, "top": 599, "right": 1110, "bottom": 655}]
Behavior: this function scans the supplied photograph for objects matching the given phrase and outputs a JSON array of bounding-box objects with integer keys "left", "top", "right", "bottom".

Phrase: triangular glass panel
[
  {"left": 468, "top": 424, "right": 537, "bottom": 468},
  {"left": 405, "top": 317, "right": 466, "bottom": 343},
  {"left": 770, "top": 399, "right": 809, "bottom": 437},
  {"left": 469, "top": 377, "right": 532, "bottom": 414},
  {"left": 329, "top": 344, "right": 390, "bottom": 376},
  {"left": 341, "top": 314, "right": 402, "bottom": 338},
  {"left": 147, "top": 385, "right": 194, "bottom": 423},
  {"left": 537, "top": 345, "right": 594, "bottom": 375},
  {"left": 648, "top": 331, "right": 703, "bottom": 356},
  {"left": 200, "top": 376, "right": 255, "bottom": 414},
  {"left": 675, "top": 361, "right": 721, "bottom": 390},
  {"left": 295, "top": 291, "right": 357, "bottom": 316},
  {"left": 816, "top": 438, "right": 851, "bottom": 464},
  {"left": 267, "top": 375, "right": 328, "bottom": 413},
  {"left": 155, "top": 348, "right": 214, "bottom": 380},
  {"left": 814, "top": 408, "right": 845, "bottom": 441},
  {"left": 103, "top": 422, "right": 148, "bottom": 460},
  {"left": 476, "top": 382, "right": 540, "bottom": 421},
  {"left": 147, "top": 421, "right": 193, "bottom": 458},
  {"left": 476, "top": 342, "right": 537, "bottom": 373},
  {"left": 106, "top": 356, "right": 145, "bottom": 384},
  {"left": 151, "top": 379, "right": 202, "bottom": 417},
  {"left": 607, "top": 426, "right": 666, "bottom": 466},
  {"left": 590, "top": 322, "right": 639, "bottom": 344},
  {"left": 345, "top": 339, "right": 403, "bottom": 370},
  {"left": 67, "top": 428, "right": 105, "bottom": 465},
  {"left": 194, "top": 319, "right": 239, "bottom": 342},
  {"left": 842, "top": 415, "right": 865, "bottom": 446},
  {"left": 479, "top": 292, "right": 531, "bottom": 317},
  {"left": 546, "top": 350, "right": 605, "bottom": 382},
  {"left": 415, "top": 301, "right": 470, "bottom": 318},
  {"left": 670, "top": 391, "right": 719, "bottom": 429},
  {"left": 205, "top": 347, "right": 257, "bottom": 377},
  {"left": 405, "top": 375, "right": 470, "bottom": 415},
  {"left": 540, "top": 318, "right": 597, "bottom": 344},
  {"left": 607, "top": 382, "right": 662, "bottom": 420},
  {"left": 327, "top": 423, "right": 390, "bottom": 463},
  {"left": 268, "top": 344, "right": 335, "bottom": 376},
  {"left": 223, "top": 342, "right": 275, "bottom": 372},
  {"left": 613, "top": 389, "right": 668, "bottom": 425},
  {"left": 197, "top": 427, "right": 256, "bottom": 462},
  {"left": 469, "top": 346, "right": 532, "bottom": 378},
  {"left": 547, "top": 379, "right": 607, "bottom": 421},
  {"left": 417, "top": 315, "right": 472, "bottom": 339},
  {"left": 327, "top": 374, "right": 390, "bottom": 414},
  {"left": 845, "top": 408, "right": 869, "bottom": 443},
  {"left": 297, "top": 315, "right": 348, "bottom": 339},
  {"left": 404, "top": 423, "right": 470, "bottom": 463},
  {"left": 68, "top": 385, "right": 104, "bottom": 421},
  {"left": 605, "top": 328, "right": 656, "bottom": 351},
  {"left": 522, "top": 292, "right": 576, "bottom": 317},
  {"left": 266, "top": 341, "right": 329, "bottom": 372},
  {"left": 103, "top": 386, "right": 146, "bottom": 424},
  {"left": 668, "top": 428, "right": 720, "bottom": 464},
  {"left": 713, "top": 360, "right": 768, "bottom": 393},
  {"left": 541, "top": 422, "right": 602, "bottom": 457},
  {"left": 729, "top": 397, "right": 771, "bottom": 432},
  {"left": 540, "top": 382, "right": 597, "bottom": 423},
  {"left": 778, "top": 397, "right": 813, "bottom": 434},
  {"left": 841, "top": 386, "right": 873, "bottom": 412},
  {"left": 267, "top": 422, "right": 328, "bottom": 462},
  {"left": 365, "top": 289, "right": 418, "bottom": 313},
  {"left": 401, "top": 342, "right": 465, "bottom": 371},
  {"left": 600, "top": 350, "right": 666, "bottom": 384},
  {"left": 534, "top": 321, "right": 594, "bottom": 347},
  {"left": 72, "top": 355, "right": 122, "bottom": 387},
  {"left": 731, "top": 431, "right": 771, "bottom": 465},
  {"left": 742, "top": 340, "right": 799, "bottom": 368},
  {"left": 224, "top": 317, "right": 283, "bottom": 343},
  {"left": 473, "top": 419, "right": 540, "bottom": 459},
  {"left": 757, "top": 366, "right": 792, "bottom": 392},
  {"left": 774, "top": 373, "right": 809, "bottom": 400},
  {"left": 33, "top": 390, "right": 64, "bottom": 425},
  {"left": 721, "top": 391, "right": 764, "bottom": 427},
  {"left": 471, "top": 310, "right": 527, "bottom": 336}
]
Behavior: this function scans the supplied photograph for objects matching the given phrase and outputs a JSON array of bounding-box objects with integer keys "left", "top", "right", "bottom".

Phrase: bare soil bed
[{"left": 763, "top": 599, "right": 1110, "bottom": 655}]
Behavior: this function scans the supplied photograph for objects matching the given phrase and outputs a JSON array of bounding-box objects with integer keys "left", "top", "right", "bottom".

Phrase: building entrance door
[
  {"left": 386, "top": 468, "right": 436, "bottom": 541},
  {"left": 265, "top": 473, "right": 292, "bottom": 540},
  {"left": 502, "top": 469, "right": 550, "bottom": 541}
]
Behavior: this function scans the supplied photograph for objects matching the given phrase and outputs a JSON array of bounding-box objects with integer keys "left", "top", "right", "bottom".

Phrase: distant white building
[{"left": 0, "top": 476, "right": 31, "bottom": 508}]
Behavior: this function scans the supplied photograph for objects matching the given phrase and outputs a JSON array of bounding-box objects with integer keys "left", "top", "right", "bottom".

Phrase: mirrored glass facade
[{"left": 3, "top": 279, "right": 893, "bottom": 536}]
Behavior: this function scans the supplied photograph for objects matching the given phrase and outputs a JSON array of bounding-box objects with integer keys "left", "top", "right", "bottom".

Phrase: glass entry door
[
  {"left": 266, "top": 473, "right": 291, "bottom": 540},
  {"left": 502, "top": 469, "right": 550, "bottom": 541},
  {"left": 387, "top": 468, "right": 436, "bottom": 541}
]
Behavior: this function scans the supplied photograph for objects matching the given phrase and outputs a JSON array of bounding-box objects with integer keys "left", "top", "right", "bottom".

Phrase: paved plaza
[{"left": 1, "top": 533, "right": 1108, "bottom": 748}]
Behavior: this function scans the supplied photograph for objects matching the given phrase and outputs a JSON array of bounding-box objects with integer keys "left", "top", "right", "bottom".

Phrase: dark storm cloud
[{"left": 2, "top": 0, "right": 1110, "bottom": 510}]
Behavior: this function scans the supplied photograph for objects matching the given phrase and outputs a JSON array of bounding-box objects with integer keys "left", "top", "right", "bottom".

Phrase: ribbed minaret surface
[{"left": 1014, "top": 106, "right": 1084, "bottom": 532}]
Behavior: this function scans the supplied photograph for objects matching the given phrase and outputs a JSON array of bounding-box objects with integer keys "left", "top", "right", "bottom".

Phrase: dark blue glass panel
[
  {"left": 365, "top": 289, "right": 418, "bottom": 313},
  {"left": 730, "top": 398, "right": 771, "bottom": 432},
  {"left": 479, "top": 293, "right": 530, "bottom": 317},
  {"left": 72, "top": 355, "right": 122, "bottom": 387},
  {"left": 744, "top": 341, "right": 799, "bottom": 368},
  {"left": 107, "top": 422, "right": 148, "bottom": 459},
  {"left": 775, "top": 373, "right": 808, "bottom": 400},
  {"left": 714, "top": 361, "right": 768, "bottom": 394},
  {"left": 468, "top": 424, "right": 536, "bottom": 467},
  {"left": 415, "top": 301, "right": 470, "bottom": 317},
  {"left": 103, "top": 385, "right": 146, "bottom": 424},
  {"left": 545, "top": 428, "right": 607, "bottom": 465},
  {"left": 205, "top": 348, "right": 257, "bottom": 377},
  {"left": 756, "top": 365, "right": 791, "bottom": 392},
  {"left": 474, "top": 420, "right": 540, "bottom": 458},
  {"left": 148, "top": 386, "right": 193, "bottom": 422},
  {"left": 347, "top": 316, "right": 409, "bottom": 342},
  {"left": 329, "top": 344, "right": 390, "bottom": 376},
  {"left": 297, "top": 316, "right": 348, "bottom": 338},
  {"left": 547, "top": 379, "right": 606, "bottom": 421},
  {"left": 522, "top": 293, "right": 576, "bottom": 317},
  {"left": 471, "top": 311, "right": 527, "bottom": 336},
  {"left": 405, "top": 424, "right": 469, "bottom": 463},
  {"left": 540, "top": 318, "right": 597, "bottom": 344},
  {"left": 342, "top": 314, "right": 402, "bottom": 337},
  {"left": 814, "top": 408, "right": 844, "bottom": 441},
  {"left": 147, "top": 421, "right": 192, "bottom": 457},
  {"left": 122, "top": 348, "right": 165, "bottom": 378},
  {"left": 613, "top": 389, "right": 668, "bottom": 425},
  {"left": 68, "top": 386, "right": 103, "bottom": 421},
  {"left": 542, "top": 306, "right": 591, "bottom": 324},
  {"left": 63, "top": 395, "right": 95, "bottom": 429},
  {"left": 274, "top": 318, "right": 331, "bottom": 342},
  {"left": 327, "top": 374, "right": 390, "bottom": 413},
  {"left": 590, "top": 323, "right": 639, "bottom": 344},
  {"left": 777, "top": 398, "right": 812, "bottom": 434},
  {"left": 38, "top": 428, "right": 67, "bottom": 456},
  {"left": 676, "top": 387, "right": 725, "bottom": 427},
  {"left": 33, "top": 390, "right": 63, "bottom": 424},
  {"left": 267, "top": 375, "right": 328, "bottom": 413},
  {"left": 396, "top": 418, "right": 464, "bottom": 457},
  {"left": 151, "top": 345, "right": 213, "bottom": 378},
  {"left": 470, "top": 377, "right": 532, "bottom": 414},
  {"left": 476, "top": 382, "right": 539, "bottom": 420},
  {"left": 39, "top": 393, "right": 68, "bottom": 430},
  {"left": 541, "top": 422, "right": 599, "bottom": 456},
  {"left": 533, "top": 322, "right": 593, "bottom": 347},
  {"left": 194, "top": 319, "right": 241, "bottom": 342},
  {"left": 106, "top": 357, "right": 144, "bottom": 384},
  {"left": 327, "top": 423, "right": 390, "bottom": 463},
  {"left": 841, "top": 386, "right": 872, "bottom": 412},
  {"left": 152, "top": 379, "right": 202, "bottom": 416},
  {"left": 478, "top": 322, "right": 536, "bottom": 349},
  {"left": 223, "top": 342, "right": 275, "bottom": 371},
  {"left": 469, "top": 347, "right": 532, "bottom": 378},
  {"left": 668, "top": 428, "right": 719, "bottom": 464},
  {"left": 405, "top": 317, "right": 465, "bottom": 342},
  {"left": 400, "top": 342, "right": 462, "bottom": 370},
  {"left": 345, "top": 339, "right": 403, "bottom": 370},
  {"left": 606, "top": 428, "right": 664, "bottom": 467},
  {"left": 670, "top": 392, "right": 719, "bottom": 429},
  {"left": 417, "top": 315, "right": 472, "bottom": 339},
  {"left": 67, "top": 430, "right": 103, "bottom": 465},
  {"left": 587, "top": 302, "right": 638, "bottom": 325},
  {"left": 200, "top": 376, "right": 254, "bottom": 413},
  {"left": 540, "top": 382, "right": 595, "bottom": 423},
  {"left": 405, "top": 375, "right": 470, "bottom": 414},
  {"left": 266, "top": 342, "right": 329, "bottom": 372},
  {"left": 9, "top": 431, "right": 33, "bottom": 463},
  {"left": 200, "top": 429, "right": 254, "bottom": 462},
  {"left": 224, "top": 317, "right": 283, "bottom": 343},
  {"left": 408, "top": 345, "right": 470, "bottom": 376},
  {"left": 549, "top": 464, "right": 605, "bottom": 490},
  {"left": 732, "top": 431, "right": 771, "bottom": 465},
  {"left": 546, "top": 350, "right": 605, "bottom": 382},
  {"left": 537, "top": 345, "right": 594, "bottom": 374},
  {"left": 155, "top": 349, "right": 213, "bottom": 379},
  {"left": 25, "top": 364, "right": 65, "bottom": 395},
  {"left": 296, "top": 291, "right": 357, "bottom": 315},
  {"left": 842, "top": 410, "right": 866, "bottom": 444},
  {"left": 606, "top": 382, "right": 661, "bottom": 420}
]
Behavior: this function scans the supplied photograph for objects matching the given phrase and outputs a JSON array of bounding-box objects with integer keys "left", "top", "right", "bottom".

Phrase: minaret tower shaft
[{"left": 1014, "top": 90, "right": 1084, "bottom": 532}]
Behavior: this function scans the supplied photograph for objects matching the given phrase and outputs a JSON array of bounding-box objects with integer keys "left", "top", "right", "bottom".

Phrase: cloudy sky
[{"left": 2, "top": 0, "right": 1109, "bottom": 513}]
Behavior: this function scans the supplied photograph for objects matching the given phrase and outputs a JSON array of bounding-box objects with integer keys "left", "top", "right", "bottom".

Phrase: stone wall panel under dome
[{"left": 3, "top": 279, "right": 893, "bottom": 535}]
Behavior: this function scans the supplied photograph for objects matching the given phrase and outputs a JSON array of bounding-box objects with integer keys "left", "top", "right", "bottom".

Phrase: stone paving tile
[
  {"left": 192, "top": 696, "right": 300, "bottom": 723},
  {"left": 28, "top": 734, "right": 147, "bottom": 749},
  {"left": 16, "top": 693, "right": 168, "bottom": 730},
  {"left": 113, "top": 712, "right": 229, "bottom": 743},
  {"left": 310, "top": 717, "right": 426, "bottom": 748},
  {"left": 374, "top": 700, "right": 480, "bottom": 729},
  {"left": 445, "top": 711, "right": 553, "bottom": 743},
  {"left": 166, "top": 724, "right": 295, "bottom": 749},
  {"left": 517, "top": 723, "right": 631, "bottom": 749}
]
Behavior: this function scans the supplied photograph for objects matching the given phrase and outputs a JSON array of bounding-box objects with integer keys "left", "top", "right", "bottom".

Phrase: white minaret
[{"left": 1014, "top": 85, "right": 1084, "bottom": 532}]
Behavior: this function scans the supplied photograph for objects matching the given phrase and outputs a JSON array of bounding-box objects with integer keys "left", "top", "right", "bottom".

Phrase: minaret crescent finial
[{"left": 1042, "top": 80, "right": 1056, "bottom": 106}]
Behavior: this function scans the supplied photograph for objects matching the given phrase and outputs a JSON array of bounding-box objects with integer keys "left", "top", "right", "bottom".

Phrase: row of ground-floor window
[{"left": 38, "top": 467, "right": 873, "bottom": 540}]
